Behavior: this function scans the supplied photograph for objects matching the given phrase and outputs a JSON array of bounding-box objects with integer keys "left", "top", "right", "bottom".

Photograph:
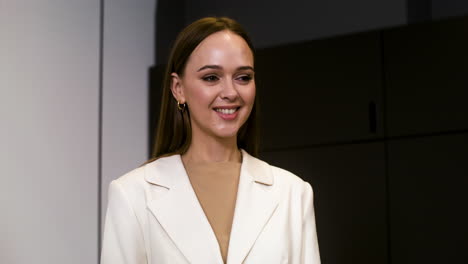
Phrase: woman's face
[{"left": 171, "top": 30, "right": 255, "bottom": 141}]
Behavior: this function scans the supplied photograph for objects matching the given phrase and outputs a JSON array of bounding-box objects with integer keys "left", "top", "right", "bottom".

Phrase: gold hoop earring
[{"left": 177, "top": 101, "right": 186, "bottom": 112}]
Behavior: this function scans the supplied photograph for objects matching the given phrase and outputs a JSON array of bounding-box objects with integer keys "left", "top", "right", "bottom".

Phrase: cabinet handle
[{"left": 369, "top": 101, "right": 377, "bottom": 133}]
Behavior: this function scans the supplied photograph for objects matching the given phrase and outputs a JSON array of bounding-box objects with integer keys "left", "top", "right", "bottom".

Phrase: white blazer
[{"left": 101, "top": 150, "right": 321, "bottom": 264}]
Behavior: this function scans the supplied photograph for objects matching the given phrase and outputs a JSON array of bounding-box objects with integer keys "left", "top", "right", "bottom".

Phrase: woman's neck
[{"left": 182, "top": 135, "right": 241, "bottom": 164}]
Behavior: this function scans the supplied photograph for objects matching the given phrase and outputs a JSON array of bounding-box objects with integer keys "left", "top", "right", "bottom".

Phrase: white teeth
[{"left": 215, "top": 108, "right": 237, "bottom": 114}]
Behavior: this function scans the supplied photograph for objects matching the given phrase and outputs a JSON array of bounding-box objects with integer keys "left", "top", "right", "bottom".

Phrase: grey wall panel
[
  {"left": 0, "top": 1, "right": 99, "bottom": 263},
  {"left": 260, "top": 143, "right": 387, "bottom": 264},
  {"left": 388, "top": 134, "right": 468, "bottom": 263},
  {"left": 256, "top": 32, "right": 384, "bottom": 150},
  {"left": 100, "top": 0, "right": 155, "bottom": 235},
  {"left": 185, "top": 0, "right": 407, "bottom": 48},
  {"left": 385, "top": 17, "right": 468, "bottom": 137}
]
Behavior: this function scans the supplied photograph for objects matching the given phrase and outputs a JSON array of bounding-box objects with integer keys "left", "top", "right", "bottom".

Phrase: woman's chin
[{"left": 211, "top": 126, "right": 240, "bottom": 140}]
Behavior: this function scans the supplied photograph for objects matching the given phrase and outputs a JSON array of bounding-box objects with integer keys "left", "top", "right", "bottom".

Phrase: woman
[{"left": 101, "top": 17, "right": 320, "bottom": 264}]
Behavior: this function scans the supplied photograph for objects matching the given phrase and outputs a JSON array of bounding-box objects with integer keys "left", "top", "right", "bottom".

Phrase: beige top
[{"left": 183, "top": 161, "right": 241, "bottom": 264}]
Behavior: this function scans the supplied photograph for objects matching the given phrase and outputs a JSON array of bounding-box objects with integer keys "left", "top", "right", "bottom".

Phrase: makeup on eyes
[{"left": 200, "top": 71, "right": 254, "bottom": 83}]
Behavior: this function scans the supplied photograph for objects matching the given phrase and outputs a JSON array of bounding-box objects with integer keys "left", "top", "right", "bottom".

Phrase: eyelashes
[
  {"left": 201, "top": 73, "right": 254, "bottom": 84},
  {"left": 237, "top": 74, "right": 253, "bottom": 82},
  {"left": 202, "top": 75, "right": 220, "bottom": 82}
]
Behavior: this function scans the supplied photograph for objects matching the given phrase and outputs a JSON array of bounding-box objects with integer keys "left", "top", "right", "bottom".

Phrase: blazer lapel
[
  {"left": 145, "top": 155, "right": 223, "bottom": 264},
  {"left": 227, "top": 150, "right": 279, "bottom": 264}
]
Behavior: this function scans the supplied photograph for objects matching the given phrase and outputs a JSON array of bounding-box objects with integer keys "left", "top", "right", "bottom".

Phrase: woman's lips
[{"left": 214, "top": 107, "right": 240, "bottom": 120}]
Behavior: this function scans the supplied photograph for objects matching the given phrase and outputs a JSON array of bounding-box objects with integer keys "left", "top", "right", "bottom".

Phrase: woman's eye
[
  {"left": 236, "top": 74, "right": 253, "bottom": 83},
  {"left": 202, "top": 75, "right": 219, "bottom": 82}
]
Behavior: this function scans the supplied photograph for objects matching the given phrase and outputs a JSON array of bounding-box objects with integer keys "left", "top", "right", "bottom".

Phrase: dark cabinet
[
  {"left": 254, "top": 15, "right": 468, "bottom": 264},
  {"left": 388, "top": 134, "right": 468, "bottom": 263},
  {"left": 255, "top": 32, "right": 384, "bottom": 151},
  {"left": 260, "top": 143, "right": 388, "bottom": 264},
  {"left": 384, "top": 16, "right": 468, "bottom": 137}
]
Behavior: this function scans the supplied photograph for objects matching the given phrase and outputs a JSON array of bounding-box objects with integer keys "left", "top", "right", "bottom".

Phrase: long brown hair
[{"left": 148, "top": 17, "right": 259, "bottom": 162}]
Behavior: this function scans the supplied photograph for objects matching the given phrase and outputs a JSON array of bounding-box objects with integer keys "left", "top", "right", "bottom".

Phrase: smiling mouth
[{"left": 214, "top": 107, "right": 240, "bottom": 114}]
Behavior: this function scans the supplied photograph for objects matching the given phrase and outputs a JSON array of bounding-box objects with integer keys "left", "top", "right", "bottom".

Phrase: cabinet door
[
  {"left": 388, "top": 134, "right": 468, "bottom": 263},
  {"left": 261, "top": 143, "right": 387, "bottom": 264},
  {"left": 385, "top": 16, "right": 468, "bottom": 137},
  {"left": 255, "top": 32, "right": 384, "bottom": 151}
]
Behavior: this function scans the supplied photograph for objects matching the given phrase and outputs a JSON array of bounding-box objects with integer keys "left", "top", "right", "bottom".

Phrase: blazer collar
[
  {"left": 144, "top": 149, "right": 273, "bottom": 187},
  {"left": 144, "top": 149, "right": 278, "bottom": 264}
]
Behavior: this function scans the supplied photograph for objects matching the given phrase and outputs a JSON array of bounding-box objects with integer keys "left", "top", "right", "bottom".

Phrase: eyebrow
[{"left": 197, "top": 65, "right": 255, "bottom": 72}]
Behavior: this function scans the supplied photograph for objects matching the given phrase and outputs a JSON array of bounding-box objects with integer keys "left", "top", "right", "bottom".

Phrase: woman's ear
[{"left": 170, "top": 73, "right": 185, "bottom": 104}]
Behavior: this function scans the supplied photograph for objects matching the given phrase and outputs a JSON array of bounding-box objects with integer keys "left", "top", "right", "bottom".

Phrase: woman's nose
[{"left": 219, "top": 80, "right": 238, "bottom": 101}]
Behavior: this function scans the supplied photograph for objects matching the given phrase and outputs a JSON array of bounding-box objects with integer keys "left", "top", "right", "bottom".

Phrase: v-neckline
[{"left": 180, "top": 157, "right": 242, "bottom": 264}]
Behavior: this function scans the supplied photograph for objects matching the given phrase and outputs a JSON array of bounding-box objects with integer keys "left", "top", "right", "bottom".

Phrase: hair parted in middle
[{"left": 150, "top": 17, "right": 259, "bottom": 161}]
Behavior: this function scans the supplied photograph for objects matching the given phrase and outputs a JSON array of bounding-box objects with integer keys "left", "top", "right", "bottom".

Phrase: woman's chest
[{"left": 143, "top": 199, "right": 302, "bottom": 264}]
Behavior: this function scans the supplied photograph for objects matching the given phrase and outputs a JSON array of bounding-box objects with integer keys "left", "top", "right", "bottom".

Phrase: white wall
[
  {"left": 0, "top": 0, "right": 154, "bottom": 263},
  {"left": 0, "top": 1, "right": 100, "bottom": 263}
]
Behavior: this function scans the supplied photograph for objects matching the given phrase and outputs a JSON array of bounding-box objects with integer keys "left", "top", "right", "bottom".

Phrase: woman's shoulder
[
  {"left": 111, "top": 154, "right": 179, "bottom": 192},
  {"left": 269, "top": 163, "right": 313, "bottom": 193},
  {"left": 245, "top": 151, "right": 312, "bottom": 193},
  {"left": 112, "top": 164, "right": 146, "bottom": 187}
]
